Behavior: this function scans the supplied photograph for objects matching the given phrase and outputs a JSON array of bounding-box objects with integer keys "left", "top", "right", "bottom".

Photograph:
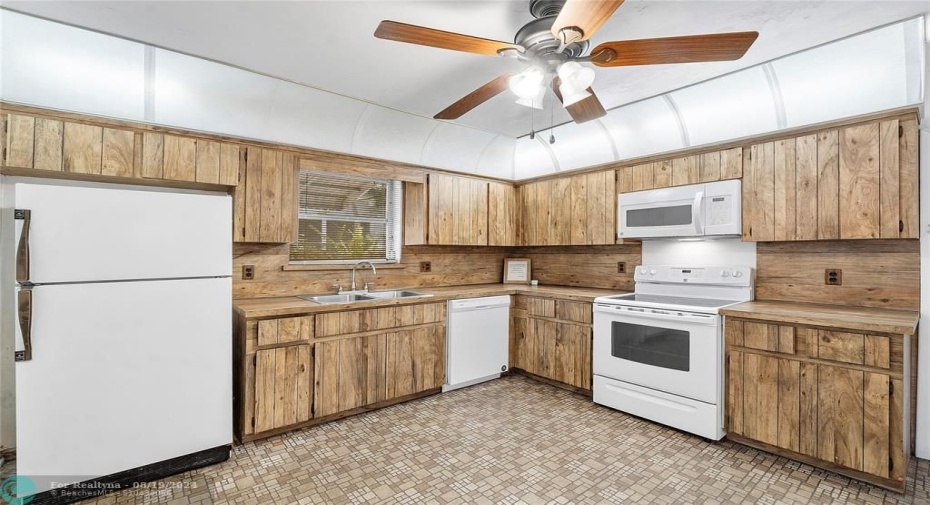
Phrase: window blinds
[{"left": 289, "top": 171, "right": 401, "bottom": 263}]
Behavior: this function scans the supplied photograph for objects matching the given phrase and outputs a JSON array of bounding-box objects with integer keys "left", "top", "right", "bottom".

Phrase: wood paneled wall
[
  {"left": 234, "top": 243, "right": 642, "bottom": 298},
  {"left": 234, "top": 245, "right": 511, "bottom": 298},
  {"left": 755, "top": 240, "right": 919, "bottom": 310},
  {"left": 513, "top": 245, "right": 640, "bottom": 291}
]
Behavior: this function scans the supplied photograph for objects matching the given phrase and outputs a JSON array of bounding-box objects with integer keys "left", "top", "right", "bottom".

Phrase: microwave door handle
[{"left": 692, "top": 192, "right": 704, "bottom": 234}]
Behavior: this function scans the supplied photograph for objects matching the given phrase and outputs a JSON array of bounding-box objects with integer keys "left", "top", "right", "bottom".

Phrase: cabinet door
[
  {"left": 727, "top": 351, "right": 817, "bottom": 456},
  {"left": 385, "top": 325, "right": 445, "bottom": 399},
  {"left": 314, "top": 334, "right": 386, "bottom": 417},
  {"left": 233, "top": 147, "right": 297, "bottom": 243},
  {"left": 533, "top": 319, "right": 557, "bottom": 379},
  {"left": 488, "top": 182, "right": 516, "bottom": 246},
  {"left": 254, "top": 345, "right": 313, "bottom": 433},
  {"left": 584, "top": 170, "right": 614, "bottom": 245},
  {"left": 510, "top": 315, "right": 534, "bottom": 374},
  {"left": 553, "top": 323, "right": 591, "bottom": 389},
  {"left": 427, "top": 174, "right": 489, "bottom": 245}
]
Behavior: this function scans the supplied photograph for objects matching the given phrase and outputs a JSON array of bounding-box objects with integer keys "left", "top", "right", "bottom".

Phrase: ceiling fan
[{"left": 374, "top": 0, "right": 759, "bottom": 126}]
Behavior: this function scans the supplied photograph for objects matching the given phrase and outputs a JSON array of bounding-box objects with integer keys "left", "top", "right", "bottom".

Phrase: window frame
[{"left": 288, "top": 170, "right": 402, "bottom": 265}]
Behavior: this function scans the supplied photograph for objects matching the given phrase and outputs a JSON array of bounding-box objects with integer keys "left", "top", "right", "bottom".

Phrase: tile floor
[{"left": 9, "top": 375, "right": 930, "bottom": 504}]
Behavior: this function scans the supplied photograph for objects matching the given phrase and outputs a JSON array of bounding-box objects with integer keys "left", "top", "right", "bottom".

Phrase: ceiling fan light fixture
[
  {"left": 515, "top": 86, "right": 546, "bottom": 109},
  {"left": 557, "top": 61, "right": 596, "bottom": 91},
  {"left": 559, "top": 83, "right": 592, "bottom": 107},
  {"left": 508, "top": 67, "right": 545, "bottom": 99}
]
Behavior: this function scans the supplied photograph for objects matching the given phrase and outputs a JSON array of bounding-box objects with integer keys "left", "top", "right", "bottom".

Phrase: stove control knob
[
  {"left": 732, "top": 270, "right": 743, "bottom": 278},
  {"left": 650, "top": 268, "right": 657, "bottom": 275},
  {"left": 639, "top": 267, "right": 647, "bottom": 275},
  {"left": 721, "top": 270, "right": 730, "bottom": 278}
]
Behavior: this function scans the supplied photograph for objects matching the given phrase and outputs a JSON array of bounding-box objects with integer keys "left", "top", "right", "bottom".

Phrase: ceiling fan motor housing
[{"left": 515, "top": 16, "right": 589, "bottom": 62}]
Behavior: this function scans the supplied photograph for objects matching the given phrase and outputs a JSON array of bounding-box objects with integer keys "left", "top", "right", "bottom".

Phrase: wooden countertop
[
  {"left": 720, "top": 300, "right": 919, "bottom": 336},
  {"left": 233, "top": 284, "right": 626, "bottom": 319}
]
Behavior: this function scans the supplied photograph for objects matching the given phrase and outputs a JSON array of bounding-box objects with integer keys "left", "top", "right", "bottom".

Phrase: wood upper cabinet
[
  {"left": 233, "top": 147, "right": 298, "bottom": 243},
  {"left": 510, "top": 296, "right": 592, "bottom": 390},
  {"left": 427, "top": 173, "right": 489, "bottom": 245},
  {"left": 742, "top": 116, "right": 918, "bottom": 242},
  {"left": 2, "top": 112, "right": 240, "bottom": 187},
  {"left": 519, "top": 171, "right": 614, "bottom": 246},
  {"left": 725, "top": 318, "right": 910, "bottom": 491},
  {"left": 406, "top": 173, "right": 492, "bottom": 245},
  {"left": 617, "top": 148, "right": 742, "bottom": 193},
  {"left": 488, "top": 181, "right": 517, "bottom": 246}
]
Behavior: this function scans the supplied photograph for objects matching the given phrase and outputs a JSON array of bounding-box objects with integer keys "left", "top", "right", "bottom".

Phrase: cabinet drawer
[
  {"left": 726, "top": 319, "right": 796, "bottom": 354},
  {"left": 817, "top": 331, "right": 890, "bottom": 369},
  {"left": 555, "top": 300, "right": 592, "bottom": 324},
  {"left": 525, "top": 297, "right": 556, "bottom": 318},
  {"left": 257, "top": 316, "right": 313, "bottom": 346},
  {"left": 316, "top": 302, "right": 446, "bottom": 338}
]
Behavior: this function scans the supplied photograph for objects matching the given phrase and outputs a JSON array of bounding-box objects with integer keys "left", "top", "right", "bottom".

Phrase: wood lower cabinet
[
  {"left": 510, "top": 296, "right": 592, "bottom": 390},
  {"left": 725, "top": 317, "right": 911, "bottom": 491},
  {"left": 235, "top": 301, "right": 447, "bottom": 441}
]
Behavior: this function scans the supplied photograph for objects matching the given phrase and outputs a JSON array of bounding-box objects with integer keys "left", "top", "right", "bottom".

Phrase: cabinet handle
[{"left": 899, "top": 220, "right": 904, "bottom": 233}]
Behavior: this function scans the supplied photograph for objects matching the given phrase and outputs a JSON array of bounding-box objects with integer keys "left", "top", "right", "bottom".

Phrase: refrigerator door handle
[
  {"left": 15, "top": 209, "right": 31, "bottom": 283},
  {"left": 16, "top": 288, "right": 33, "bottom": 362}
]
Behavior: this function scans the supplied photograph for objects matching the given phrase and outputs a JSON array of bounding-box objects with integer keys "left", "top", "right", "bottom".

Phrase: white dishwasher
[{"left": 443, "top": 295, "right": 511, "bottom": 392}]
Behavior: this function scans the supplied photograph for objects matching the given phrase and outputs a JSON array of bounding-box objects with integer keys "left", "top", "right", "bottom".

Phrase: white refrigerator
[{"left": 2, "top": 179, "right": 233, "bottom": 498}]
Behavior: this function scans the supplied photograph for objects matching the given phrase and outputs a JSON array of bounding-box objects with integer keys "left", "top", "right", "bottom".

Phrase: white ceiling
[{"left": 2, "top": 0, "right": 928, "bottom": 139}]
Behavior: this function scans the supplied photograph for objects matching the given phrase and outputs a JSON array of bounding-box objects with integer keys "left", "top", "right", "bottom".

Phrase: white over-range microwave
[{"left": 618, "top": 179, "right": 741, "bottom": 239}]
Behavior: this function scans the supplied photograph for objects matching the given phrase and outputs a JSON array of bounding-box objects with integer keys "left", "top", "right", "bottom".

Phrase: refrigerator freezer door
[
  {"left": 14, "top": 183, "right": 231, "bottom": 283},
  {"left": 15, "top": 278, "right": 232, "bottom": 493}
]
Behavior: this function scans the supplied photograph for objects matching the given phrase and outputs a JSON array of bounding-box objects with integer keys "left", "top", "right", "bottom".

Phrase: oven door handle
[{"left": 594, "top": 305, "right": 718, "bottom": 326}]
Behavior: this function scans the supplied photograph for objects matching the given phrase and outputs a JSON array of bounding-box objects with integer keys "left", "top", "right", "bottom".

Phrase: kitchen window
[{"left": 289, "top": 171, "right": 401, "bottom": 264}]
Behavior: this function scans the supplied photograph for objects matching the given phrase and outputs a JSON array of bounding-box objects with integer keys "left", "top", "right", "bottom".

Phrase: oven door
[{"left": 593, "top": 304, "right": 720, "bottom": 404}]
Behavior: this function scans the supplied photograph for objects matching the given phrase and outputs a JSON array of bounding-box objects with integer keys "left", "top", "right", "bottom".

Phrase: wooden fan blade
[
  {"left": 375, "top": 20, "right": 520, "bottom": 56},
  {"left": 551, "top": 0, "right": 624, "bottom": 43},
  {"left": 435, "top": 74, "right": 513, "bottom": 120},
  {"left": 589, "top": 31, "right": 759, "bottom": 67},
  {"left": 552, "top": 77, "right": 607, "bottom": 124}
]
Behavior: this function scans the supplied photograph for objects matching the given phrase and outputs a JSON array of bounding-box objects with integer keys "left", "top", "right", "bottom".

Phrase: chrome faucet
[{"left": 351, "top": 261, "right": 377, "bottom": 292}]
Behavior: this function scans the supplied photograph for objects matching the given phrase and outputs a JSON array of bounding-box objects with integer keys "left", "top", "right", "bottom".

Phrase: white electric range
[{"left": 592, "top": 265, "right": 754, "bottom": 440}]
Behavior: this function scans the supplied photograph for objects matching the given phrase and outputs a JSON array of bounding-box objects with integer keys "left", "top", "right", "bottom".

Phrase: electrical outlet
[
  {"left": 242, "top": 265, "right": 255, "bottom": 280},
  {"left": 825, "top": 269, "right": 842, "bottom": 286},
  {"left": 617, "top": 262, "right": 626, "bottom": 274},
  {"left": 419, "top": 261, "right": 432, "bottom": 273}
]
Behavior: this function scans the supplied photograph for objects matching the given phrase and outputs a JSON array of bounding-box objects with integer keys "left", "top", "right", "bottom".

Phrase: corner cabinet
[
  {"left": 724, "top": 317, "right": 912, "bottom": 492},
  {"left": 510, "top": 295, "right": 592, "bottom": 390},
  {"left": 234, "top": 301, "right": 446, "bottom": 442},
  {"left": 742, "top": 115, "right": 918, "bottom": 241},
  {"left": 233, "top": 147, "right": 298, "bottom": 244},
  {"left": 519, "top": 171, "right": 615, "bottom": 246},
  {"left": 404, "top": 173, "right": 498, "bottom": 246}
]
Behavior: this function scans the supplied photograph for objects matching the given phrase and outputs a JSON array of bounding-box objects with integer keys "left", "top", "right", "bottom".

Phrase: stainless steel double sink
[{"left": 299, "top": 290, "right": 432, "bottom": 305}]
